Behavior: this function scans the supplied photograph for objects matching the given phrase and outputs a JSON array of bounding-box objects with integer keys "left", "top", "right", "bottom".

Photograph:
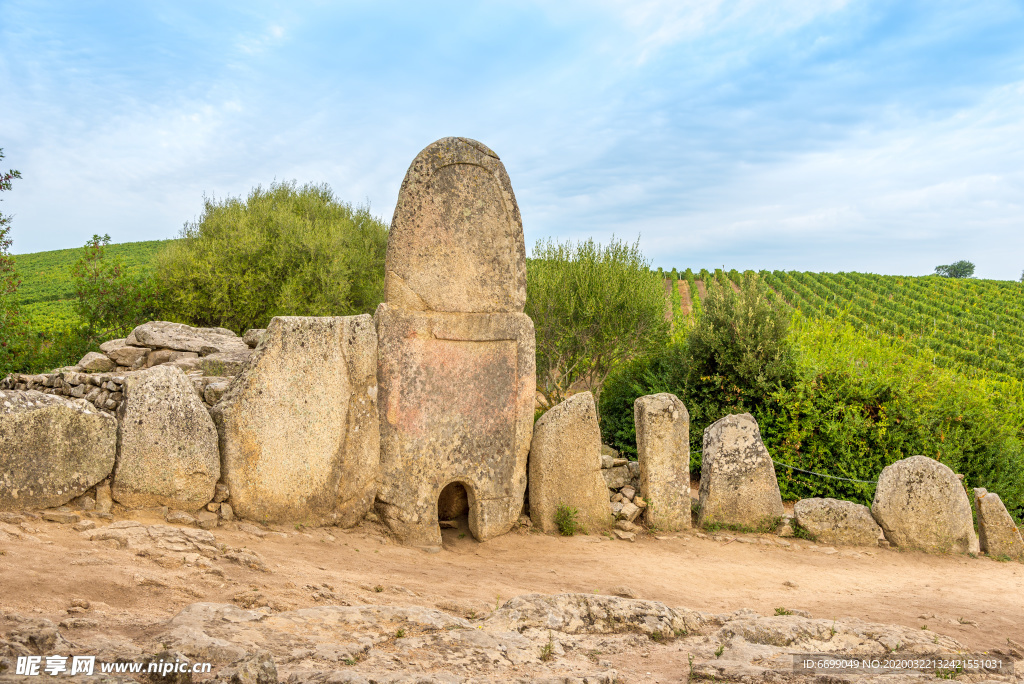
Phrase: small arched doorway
[{"left": 437, "top": 481, "right": 470, "bottom": 542}]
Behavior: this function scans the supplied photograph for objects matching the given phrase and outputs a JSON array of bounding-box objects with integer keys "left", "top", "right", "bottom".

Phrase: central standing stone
[{"left": 375, "top": 137, "right": 536, "bottom": 549}]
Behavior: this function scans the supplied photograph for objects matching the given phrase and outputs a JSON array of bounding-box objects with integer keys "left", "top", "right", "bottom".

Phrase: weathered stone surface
[
  {"left": 601, "top": 466, "right": 630, "bottom": 489},
  {"left": 635, "top": 393, "right": 690, "bottom": 531},
  {"left": 242, "top": 328, "right": 266, "bottom": 348},
  {"left": 793, "top": 498, "right": 881, "bottom": 546},
  {"left": 127, "top": 321, "right": 248, "bottom": 354},
  {"left": 1, "top": 390, "right": 117, "bottom": 510},
  {"left": 99, "top": 338, "right": 126, "bottom": 354},
  {"left": 973, "top": 487, "right": 1024, "bottom": 560},
  {"left": 146, "top": 349, "right": 198, "bottom": 367},
  {"left": 203, "top": 381, "right": 230, "bottom": 405},
  {"left": 106, "top": 345, "right": 148, "bottom": 368},
  {"left": 384, "top": 137, "right": 526, "bottom": 314},
  {"left": 212, "top": 315, "right": 378, "bottom": 526},
  {"left": 376, "top": 307, "right": 535, "bottom": 547},
  {"left": 697, "top": 413, "right": 784, "bottom": 529},
  {"left": 78, "top": 352, "right": 117, "bottom": 372},
  {"left": 871, "top": 455, "right": 975, "bottom": 553},
  {"left": 112, "top": 365, "right": 220, "bottom": 511},
  {"left": 528, "top": 392, "right": 612, "bottom": 535},
  {"left": 197, "top": 349, "right": 251, "bottom": 376},
  {"left": 374, "top": 140, "right": 533, "bottom": 549}
]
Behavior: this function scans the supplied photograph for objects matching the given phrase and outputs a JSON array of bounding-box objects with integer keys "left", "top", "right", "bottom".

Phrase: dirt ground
[{"left": 2, "top": 505, "right": 1022, "bottom": 681}]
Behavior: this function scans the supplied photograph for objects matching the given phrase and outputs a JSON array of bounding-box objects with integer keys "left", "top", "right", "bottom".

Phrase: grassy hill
[{"left": 12, "top": 240, "right": 173, "bottom": 333}]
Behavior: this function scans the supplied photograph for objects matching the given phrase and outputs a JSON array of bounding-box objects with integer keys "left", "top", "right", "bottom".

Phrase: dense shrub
[
  {"left": 526, "top": 236, "right": 668, "bottom": 409},
  {"left": 152, "top": 181, "right": 388, "bottom": 334},
  {"left": 72, "top": 234, "right": 157, "bottom": 343},
  {"left": 600, "top": 299, "right": 1024, "bottom": 522}
]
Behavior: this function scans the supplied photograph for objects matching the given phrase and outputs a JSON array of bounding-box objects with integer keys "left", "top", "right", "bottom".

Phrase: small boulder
[
  {"left": 242, "top": 329, "right": 267, "bottom": 349},
  {"left": 1, "top": 390, "right": 117, "bottom": 510},
  {"left": 528, "top": 392, "right": 612, "bottom": 534},
  {"left": 146, "top": 349, "right": 198, "bottom": 367},
  {"left": 871, "top": 455, "right": 975, "bottom": 553},
  {"left": 697, "top": 413, "right": 784, "bottom": 530},
  {"left": 793, "top": 498, "right": 882, "bottom": 546},
  {"left": 112, "top": 365, "right": 220, "bottom": 511},
  {"left": 99, "top": 338, "right": 127, "bottom": 354},
  {"left": 204, "top": 381, "right": 231, "bottom": 405},
  {"left": 78, "top": 352, "right": 116, "bottom": 373},
  {"left": 106, "top": 345, "right": 148, "bottom": 368},
  {"left": 973, "top": 488, "right": 1024, "bottom": 561}
]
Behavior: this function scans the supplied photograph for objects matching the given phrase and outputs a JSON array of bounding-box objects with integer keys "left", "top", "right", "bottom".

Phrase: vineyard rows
[{"left": 658, "top": 267, "right": 1024, "bottom": 385}]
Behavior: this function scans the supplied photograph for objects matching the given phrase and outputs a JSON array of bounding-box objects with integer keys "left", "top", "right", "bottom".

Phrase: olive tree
[
  {"left": 153, "top": 181, "right": 388, "bottom": 333},
  {"left": 526, "top": 236, "right": 668, "bottom": 409}
]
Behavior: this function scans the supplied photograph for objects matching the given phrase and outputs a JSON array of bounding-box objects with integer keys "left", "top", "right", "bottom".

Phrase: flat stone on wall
[
  {"left": 1, "top": 390, "right": 117, "bottom": 510},
  {"left": 112, "top": 365, "right": 220, "bottom": 511},
  {"left": 635, "top": 393, "right": 691, "bottom": 531},
  {"left": 212, "top": 315, "right": 379, "bottom": 526}
]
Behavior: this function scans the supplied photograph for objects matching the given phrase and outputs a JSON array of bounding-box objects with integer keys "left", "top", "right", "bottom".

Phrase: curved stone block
[{"left": 385, "top": 137, "right": 526, "bottom": 314}]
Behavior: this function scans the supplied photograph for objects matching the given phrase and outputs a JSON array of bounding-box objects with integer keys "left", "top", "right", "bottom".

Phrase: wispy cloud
[{"left": 1, "top": 0, "right": 1022, "bottom": 279}]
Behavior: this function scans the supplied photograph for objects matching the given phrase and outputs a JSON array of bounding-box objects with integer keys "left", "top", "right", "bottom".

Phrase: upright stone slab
[
  {"left": 634, "top": 393, "right": 691, "bottom": 530},
  {"left": 528, "top": 392, "right": 612, "bottom": 534},
  {"left": 375, "top": 137, "right": 536, "bottom": 549},
  {"left": 211, "top": 315, "right": 379, "bottom": 526},
  {"left": 697, "top": 413, "right": 784, "bottom": 530},
  {"left": 871, "top": 455, "right": 975, "bottom": 553},
  {"left": 113, "top": 365, "right": 220, "bottom": 511},
  {"left": 973, "top": 488, "right": 1024, "bottom": 561},
  {"left": 1, "top": 390, "right": 116, "bottom": 510}
]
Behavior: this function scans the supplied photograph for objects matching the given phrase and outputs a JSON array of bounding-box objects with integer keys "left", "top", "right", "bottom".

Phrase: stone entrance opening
[{"left": 438, "top": 481, "right": 470, "bottom": 539}]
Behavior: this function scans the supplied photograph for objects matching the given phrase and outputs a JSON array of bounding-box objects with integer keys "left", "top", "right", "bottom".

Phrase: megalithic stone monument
[{"left": 375, "top": 137, "right": 536, "bottom": 550}]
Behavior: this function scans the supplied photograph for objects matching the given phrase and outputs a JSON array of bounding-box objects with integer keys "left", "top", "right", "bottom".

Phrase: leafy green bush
[
  {"left": 72, "top": 234, "right": 157, "bottom": 343},
  {"left": 554, "top": 503, "right": 580, "bottom": 536},
  {"left": 152, "top": 181, "right": 388, "bottom": 334},
  {"left": 526, "top": 236, "right": 668, "bottom": 409}
]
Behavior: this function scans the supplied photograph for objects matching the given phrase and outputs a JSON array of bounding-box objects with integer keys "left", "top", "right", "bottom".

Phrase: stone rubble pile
[{"left": 0, "top": 321, "right": 264, "bottom": 414}]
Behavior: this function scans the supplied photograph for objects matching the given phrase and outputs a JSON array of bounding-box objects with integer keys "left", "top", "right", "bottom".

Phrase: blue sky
[{"left": 2, "top": 1, "right": 1023, "bottom": 278}]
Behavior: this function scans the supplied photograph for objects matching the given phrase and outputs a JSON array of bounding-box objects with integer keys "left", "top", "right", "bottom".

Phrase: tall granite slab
[
  {"left": 634, "top": 393, "right": 691, "bottom": 531},
  {"left": 973, "top": 487, "right": 1024, "bottom": 561},
  {"left": 211, "top": 315, "right": 379, "bottom": 526},
  {"left": 375, "top": 137, "right": 536, "bottom": 549},
  {"left": 528, "top": 392, "right": 612, "bottom": 534}
]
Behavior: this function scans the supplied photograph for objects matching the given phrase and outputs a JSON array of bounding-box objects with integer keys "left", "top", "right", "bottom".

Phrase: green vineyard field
[
  {"left": 661, "top": 267, "right": 1024, "bottom": 386},
  {"left": 11, "top": 240, "right": 172, "bottom": 333}
]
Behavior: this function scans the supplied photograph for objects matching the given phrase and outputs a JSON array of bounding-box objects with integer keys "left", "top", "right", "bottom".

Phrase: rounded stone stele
[
  {"left": 870, "top": 455, "right": 975, "bottom": 553},
  {"left": 384, "top": 137, "right": 526, "bottom": 314},
  {"left": 697, "top": 413, "right": 784, "bottom": 530}
]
